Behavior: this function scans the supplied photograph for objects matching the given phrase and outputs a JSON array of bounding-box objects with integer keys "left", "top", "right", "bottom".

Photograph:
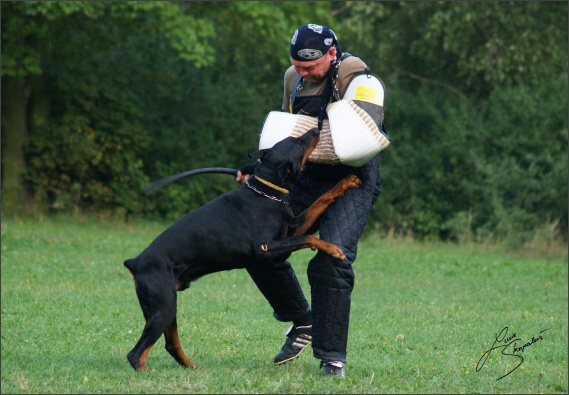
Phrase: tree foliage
[
  {"left": 1, "top": 1, "right": 567, "bottom": 243},
  {"left": 335, "top": 1, "right": 568, "bottom": 242}
]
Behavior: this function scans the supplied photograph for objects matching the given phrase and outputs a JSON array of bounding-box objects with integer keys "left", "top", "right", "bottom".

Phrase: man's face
[{"left": 291, "top": 47, "right": 336, "bottom": 84}]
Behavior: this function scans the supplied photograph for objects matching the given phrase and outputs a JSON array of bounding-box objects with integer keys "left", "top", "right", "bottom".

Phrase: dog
[{"left": 124, "top": 128, "right": 361, "bottom": 371}]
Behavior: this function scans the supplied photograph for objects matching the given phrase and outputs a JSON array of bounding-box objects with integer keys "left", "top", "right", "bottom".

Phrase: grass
[{"left": 1, "top": 215, "right": 567, "bottom": 394}]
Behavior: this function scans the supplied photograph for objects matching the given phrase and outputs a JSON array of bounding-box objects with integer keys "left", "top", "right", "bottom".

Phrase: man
[{"left": 237, "top": 23, "right": 387, "bottom": 378}]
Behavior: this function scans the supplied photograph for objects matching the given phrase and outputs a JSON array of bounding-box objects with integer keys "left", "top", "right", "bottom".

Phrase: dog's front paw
[
  {"left": 330, "top": 246, "right": 347, "bottom": 261},
  {"left": 330, "top": 175, "right": 361, "bottom": 198},
  {"left": 344, "top": 175, "right": 361, "bottom": 190}
]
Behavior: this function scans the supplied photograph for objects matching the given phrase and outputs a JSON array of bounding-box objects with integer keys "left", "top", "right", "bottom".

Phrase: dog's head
[{"left": 249, "top": 128, "right": 320, "bottom": 191}]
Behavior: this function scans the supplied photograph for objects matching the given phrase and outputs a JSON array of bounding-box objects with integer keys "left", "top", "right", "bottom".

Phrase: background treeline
[{"left": 2, "top": 1, "right": 567, "bottom": 245}]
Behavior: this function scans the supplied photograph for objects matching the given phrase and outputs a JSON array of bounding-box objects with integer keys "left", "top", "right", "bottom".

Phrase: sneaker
[
  {"left": 321, "top": 361, "right": 345, "bottom": 378},
  {"left": 273, "top": 325, "right": 312, "bottom": 364}
]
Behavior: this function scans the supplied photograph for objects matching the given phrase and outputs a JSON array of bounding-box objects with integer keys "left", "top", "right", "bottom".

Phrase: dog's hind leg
[
  {"left": 127, "top": 313, "right": 174, "bottom": 371},
  {"left": 127, "top": 271, "right": 178, "bottom": 371},
  {"left": 259, "top": 234, "right": 347, "bottom": 261},
  {"left": 164, "top": 316, "right": 198, "bottom": 369}
]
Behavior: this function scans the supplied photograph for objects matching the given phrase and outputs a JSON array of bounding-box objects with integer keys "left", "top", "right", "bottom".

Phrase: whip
[{"left": 143, "top": 167, "right": 239, "bottom": 195}]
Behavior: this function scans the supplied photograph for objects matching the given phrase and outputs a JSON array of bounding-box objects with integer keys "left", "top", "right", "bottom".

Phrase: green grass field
[{"left": 1, "top": 216, "right": 567, "bottom": 394}]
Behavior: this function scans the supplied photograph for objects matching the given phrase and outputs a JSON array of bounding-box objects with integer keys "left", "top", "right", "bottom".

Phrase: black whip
[{"left": 143, "top": 167, "right": 239, "bottom": 195}]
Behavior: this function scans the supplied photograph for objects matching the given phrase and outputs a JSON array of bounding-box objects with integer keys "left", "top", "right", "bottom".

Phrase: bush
[{"left": 370, "top": 71, "right": 567, "bottom": 243}]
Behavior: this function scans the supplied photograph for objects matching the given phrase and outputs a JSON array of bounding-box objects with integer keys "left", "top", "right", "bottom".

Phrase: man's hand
[
  {"left": 236, "top": 162, "right": 258, "bottom": 184},
  {"left": 235, "top": 170, "right": 251, "bottom": 184}
]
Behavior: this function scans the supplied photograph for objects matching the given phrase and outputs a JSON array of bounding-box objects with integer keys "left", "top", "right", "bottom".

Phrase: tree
[
  {"left": 336, "top": 1, "right": 568, "bottom": 239},
  {"left": 337, "top": 1, "right": 567, "bottom": 98},
  {"left": 4, "top": 1, "right": 565, "bottom": 243},
  {"left": 1, "top": 1, "right": 215, "bottom": 214}
]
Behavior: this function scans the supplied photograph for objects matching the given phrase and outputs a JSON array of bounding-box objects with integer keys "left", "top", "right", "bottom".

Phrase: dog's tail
[{"left": 124, "top": 258, "right": 135, "bottom": 274}]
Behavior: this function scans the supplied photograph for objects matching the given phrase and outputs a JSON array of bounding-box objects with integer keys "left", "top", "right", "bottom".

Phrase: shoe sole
[
  {"left": 321, "top": 369, "right": 345, "bottom": 378},
  {"left": 322, "top": 373, "right": 345, "bottom": 379}
]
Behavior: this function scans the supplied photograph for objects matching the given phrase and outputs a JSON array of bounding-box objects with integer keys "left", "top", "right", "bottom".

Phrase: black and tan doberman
[{"left": 124, "top": 128, "right": 360, "bottom": 371}]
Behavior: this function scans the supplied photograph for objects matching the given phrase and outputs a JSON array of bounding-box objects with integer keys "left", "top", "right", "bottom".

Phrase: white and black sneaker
[
  {"left": 273, "top": 325, "right": 312, "bottom": 364},
  {"left": 321, "top": 361, "right": 345, "bottom": 378}
]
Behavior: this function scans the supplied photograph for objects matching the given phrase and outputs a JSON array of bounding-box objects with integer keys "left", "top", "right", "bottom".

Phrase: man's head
[{"left": 289, "top": 24, "right": 342, "bottom": 84}]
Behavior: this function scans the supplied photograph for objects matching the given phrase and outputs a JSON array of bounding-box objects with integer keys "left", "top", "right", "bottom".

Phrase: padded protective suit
[{"left": 247, "top": 54, "right": 384, "bottom": 362}]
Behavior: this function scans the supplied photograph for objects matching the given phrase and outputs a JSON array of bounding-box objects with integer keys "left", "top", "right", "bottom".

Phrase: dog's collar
[
  {"left": 245, "top": 177, "right": 289, "bottom": 204},
  {"left": 255, "top": 176, "right": 290, "bottom": 194}
]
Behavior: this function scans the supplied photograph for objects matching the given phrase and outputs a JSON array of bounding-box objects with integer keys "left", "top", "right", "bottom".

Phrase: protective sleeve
[
  {"left": 325, "top": 73, "right": 390, "bottom": 167},
  {"left": 341, "top": 73, "right": 385, "bottom": 125}
]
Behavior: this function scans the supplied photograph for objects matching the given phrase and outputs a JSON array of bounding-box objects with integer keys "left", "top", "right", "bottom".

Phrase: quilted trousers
[{"left": 247, "top": 154, "right": 381, "bottom": 362}]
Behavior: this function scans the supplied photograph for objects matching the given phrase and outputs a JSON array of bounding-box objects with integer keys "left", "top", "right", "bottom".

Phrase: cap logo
[
  {"left": 291, "top": 30, "right": 298, "bottom": 45},
  {"left": 297, "top": 49, "right": 323, "bottom": 60},
  {"left": 307, "top": 24, "right": 324, "bottom": 34}
]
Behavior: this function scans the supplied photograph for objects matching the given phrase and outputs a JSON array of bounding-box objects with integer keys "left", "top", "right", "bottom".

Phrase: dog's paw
[
  {"left": 330, "top": 246, "right": 347, "bottom": 261},
  {"left": 183, "top": 361, "right": 199, "bottom": 369},
  {"left": 345, "top": 175, "right": 361, "bottom": 189},
  {"left": 330, "top": 175, "right": 361, "bottom": 197}
]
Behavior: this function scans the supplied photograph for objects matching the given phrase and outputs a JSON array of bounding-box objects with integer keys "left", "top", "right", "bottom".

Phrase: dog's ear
[
  {"left": 249, "top": 149, "right": 268, "bottom": 161},
  {"left": 292, "top": 160, "right": 302, "bottom": 176},
  {"left": 278, "top": 161, "right": 295, "bottom": 183}
]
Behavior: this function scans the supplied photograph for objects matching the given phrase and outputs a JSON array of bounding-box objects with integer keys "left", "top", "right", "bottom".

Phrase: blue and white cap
[{"left": 290, "top": 24, "right": 342, "bottom": 62}]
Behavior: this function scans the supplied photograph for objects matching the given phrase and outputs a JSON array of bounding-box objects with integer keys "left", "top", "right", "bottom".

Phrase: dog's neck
[{"left": 245, "top": 176, "right": 291, "bottom": 204}]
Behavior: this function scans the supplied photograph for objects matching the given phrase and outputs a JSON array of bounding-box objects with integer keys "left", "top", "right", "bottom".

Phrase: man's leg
[
  {"left": 246, "top": 260, "right": 314, "bottom": 364},
  {"left": 269, "top": 155, "right": 381, "bottom": 372},
  {"left": 308, "top": 167, "right": 377, "bottom": 376},
  {"left": 308, "top": 251, "right": 354, "bottom": 363},
  {"left": 246, "top": 260, "right": 310, "bottom": 323}
]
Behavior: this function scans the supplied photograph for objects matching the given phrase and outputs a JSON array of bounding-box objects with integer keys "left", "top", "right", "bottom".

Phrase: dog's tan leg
[
  {"left": 292, "top": 175, "right": 360, "bottom": 236},
  {"left": 259, "top": 235, "right": 347, "bottom": 261},
  {"left": 302, "top": 235, "right": 347, "bottom": 260},
  {"left": 138, "top": 346, "right": 152, "bottom": 372},
  {"left": 164, "top": 317, "right": 198, "bottom": 369}
]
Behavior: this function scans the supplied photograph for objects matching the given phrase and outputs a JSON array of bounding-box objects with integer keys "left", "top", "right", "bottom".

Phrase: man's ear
[{"left": 249, "top": 149, "right": 268, "bottom": 161}]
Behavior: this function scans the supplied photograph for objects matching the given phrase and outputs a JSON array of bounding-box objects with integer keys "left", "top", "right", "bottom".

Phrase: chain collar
[{"left": 245, "top": 179, "right": 289, "bottom": 205}]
